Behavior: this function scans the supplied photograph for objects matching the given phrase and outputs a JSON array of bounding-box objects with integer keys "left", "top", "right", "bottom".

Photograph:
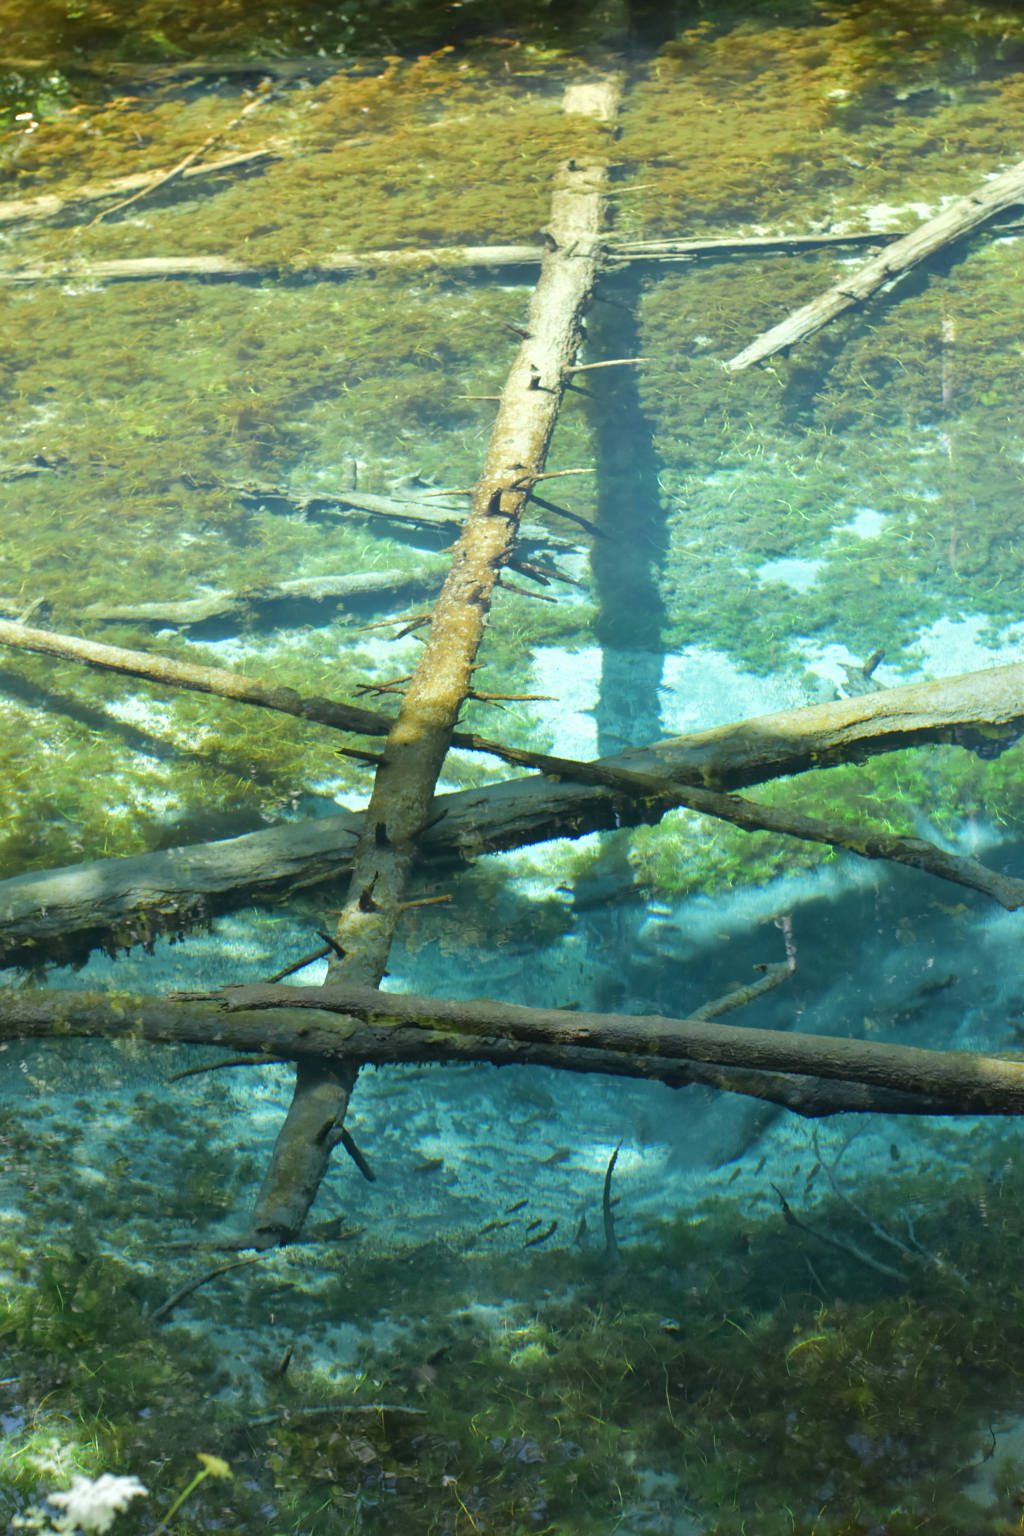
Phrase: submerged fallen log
[
  {"left": 223, "top": 479, "right": 577, "bottom": 551},
  {"left": 3, "top": 984, "right": 1023, "bottom": 1124},
  {"left": 477, "top": 739, "right": 1024, "bottom": 911},
  {"left": 78, "top": 562, "right": 450, "bottom": 626},
  {"left": 0, "top": 229, "right": 911, "bottom": 287},
  {"left": 725, "top": 154, "right": 1024, "bottom": 371},
  {"left": 2, "top": 659, "right": 1023, "bottom": 968}
]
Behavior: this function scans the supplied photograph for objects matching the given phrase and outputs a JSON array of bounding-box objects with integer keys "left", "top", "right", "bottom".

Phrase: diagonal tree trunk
[{"left": 236, "top": 78, "right": 622, "bottom": 1250}]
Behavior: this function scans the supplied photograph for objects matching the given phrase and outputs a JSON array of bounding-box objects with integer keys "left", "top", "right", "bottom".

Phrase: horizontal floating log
[
  {"left": 2, "top": 983, "right": 1022, "bottom": 1120},
  {"left": 0, "top": 230, "right": 913, "bottom": 286},
  {"left": 1, "top": 660, "right": 1023, "bottom": 968}
]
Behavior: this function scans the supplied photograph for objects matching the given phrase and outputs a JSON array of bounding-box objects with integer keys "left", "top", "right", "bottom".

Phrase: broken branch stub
[
  {"left": 239, "top": 80, "right": 621, "bottom": 1249},
  {"left": 725, "top": 155, "right": 1024, "bottom": 372}
]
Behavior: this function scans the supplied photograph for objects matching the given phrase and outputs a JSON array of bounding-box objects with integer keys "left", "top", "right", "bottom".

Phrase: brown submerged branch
[{"left": 2, "top": 987, "right": 1023, "bottom": 1128}]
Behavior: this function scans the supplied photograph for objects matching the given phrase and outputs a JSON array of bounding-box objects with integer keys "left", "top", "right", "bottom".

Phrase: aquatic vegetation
[{"left": 2, "top": 1106, "right": 1024, "bottom": 1533}]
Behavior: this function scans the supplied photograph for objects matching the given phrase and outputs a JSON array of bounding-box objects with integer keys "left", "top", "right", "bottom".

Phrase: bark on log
[
  {"left": 724, "top": 156, "right": 1024, "bottom": 371},
  {"left": 0, "top": 151, "right": 276, "bottom": 227},
  {"left": 3, "top": 659, "right": 1024, "bottom": 969},
  {"left": 237, "top": 79, "right": 623, "bottom": 1249},
  {"left": 1, "top": 985, "right": 1021, "bottom": 1122}
]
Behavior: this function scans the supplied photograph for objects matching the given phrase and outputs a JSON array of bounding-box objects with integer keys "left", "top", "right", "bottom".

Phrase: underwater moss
[{"left": 5, "top": 1108, "right": 1024, "bottom": 1533}]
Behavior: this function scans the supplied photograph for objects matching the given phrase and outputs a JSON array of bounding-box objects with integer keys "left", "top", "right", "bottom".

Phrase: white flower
[{"left": 47, "top": 1474, "right": 148, "bottom": 1534}]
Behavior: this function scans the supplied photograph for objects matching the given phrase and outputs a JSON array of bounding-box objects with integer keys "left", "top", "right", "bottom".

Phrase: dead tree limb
[
  {"left": 236, "top": 78, "right": 623, "bottom": 1250},
  {"left": 0, "top": 150, "right": 276, "bottom": 228},
  {"left": 86, "top": 87, "right": 279, "bottom": 227},
  {"left": 0, "top": 617, "right": 392, "bottom": 736},
  {"left": 2, "top": 660, "right": 1024, "bottom": 968},
  {"left": 76, "top": 562, "right": 450, "bottom": 626},
  {"left": 464, "top": 739, "right": 1024, "bottom": 911},
  {"left": 0, "top": 230, "right": 910, "bottom": 285},
  {"left": 725, "top": 155, "right": 1024, "bottom": 371},
  {"left": 3, "top": 985, "right": 1024, "bottom": 1122},
  {"left": 187, "top": 979, "right": 1024, "bottom": 1116}
]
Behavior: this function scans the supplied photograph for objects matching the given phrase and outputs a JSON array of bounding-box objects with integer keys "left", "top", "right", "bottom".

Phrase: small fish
[
  {"left": 889, "top": 1143, "right": 901, "bottom": 1162},
  {"left": 523, "top": 1220, "right": 558, "bottom": 1248},
  {"left": 916, "top": 972, "right": 957, "bottom": 998},
  {"left": 574, "top": 1213, "right": 589, "bottom": 1245},
  {"left": 541, "top": 1147, "right": 572, "bottom": 1167},
  {"left": 727, "top": 1166, "right": 742, "bottom": 1186},
  {"left": 414, "top": 1157, "right": 444, "bottom": 1175},
  {"left": 754, "top": 1155, "right": 767, "bottom": 1176},
  {"left": 478, "top": 1219, "right": 512, "bottom": 1236},
  {"left": 505, "top": 1198, "right": 529, "bottom": 1214},
  {"left": 804, "top": 1162, "right": 821, "bottom": 1189},
  {"left": 525, "top": 1219, "right": 542, "bottom": 1234}
]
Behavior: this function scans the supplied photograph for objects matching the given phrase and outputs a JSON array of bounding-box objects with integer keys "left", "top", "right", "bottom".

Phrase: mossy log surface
[
  {"left": 725, "top": 155, "right": 1024, "bottom": 371},
  {"left": 1, "top": 985, "right": 1020, "bottom": 1124},
  {"left": 2, "top": 659, "right": 1023, "bottom": 967}
]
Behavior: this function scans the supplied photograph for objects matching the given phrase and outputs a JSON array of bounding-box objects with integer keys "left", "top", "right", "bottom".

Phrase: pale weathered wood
[
  {"left": 725, "top": 156, "right": 1024, "bottom": 371},
  {"left": 240, "top": 78, "right": 624, "bottom": 1249},
  {"left": 0, "top": 247, "right": 545, "bottom": 285}
]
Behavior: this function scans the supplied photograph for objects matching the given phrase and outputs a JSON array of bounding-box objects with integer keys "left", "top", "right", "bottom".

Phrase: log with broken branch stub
[
  {"left": 235, "top": 77, "right": 624, "bottom": 1250},
  {"left": 2, "top": 660, "right": 1024, "bottom": 968},
  {"left": 725, "top": 155, "right": 1024, "bottom": 371}
]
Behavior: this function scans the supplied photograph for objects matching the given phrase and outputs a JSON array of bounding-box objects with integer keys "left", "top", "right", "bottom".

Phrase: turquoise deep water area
[{"left": 8, "top": 1, "right": 1024, "bottom": 1532}]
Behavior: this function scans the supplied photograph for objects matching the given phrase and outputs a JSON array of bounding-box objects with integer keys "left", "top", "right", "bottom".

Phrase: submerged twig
[
  {"left": 603, "top": 1143, "right": 621, "bottom": 1262},
  {"left": 150, "top": 1256, "right": 263, "bottom": 1324},
  {"left": 168, "top": 1056, "right": 290, "bottom": 1083},
  {"left": 691, "top": 962, "right": 793, "bottom": 1022}
]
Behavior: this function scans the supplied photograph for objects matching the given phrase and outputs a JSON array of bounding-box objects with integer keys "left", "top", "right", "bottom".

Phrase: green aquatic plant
[{"left": 3, "top": 1100, "right": 1024, "bottom": 1533}]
